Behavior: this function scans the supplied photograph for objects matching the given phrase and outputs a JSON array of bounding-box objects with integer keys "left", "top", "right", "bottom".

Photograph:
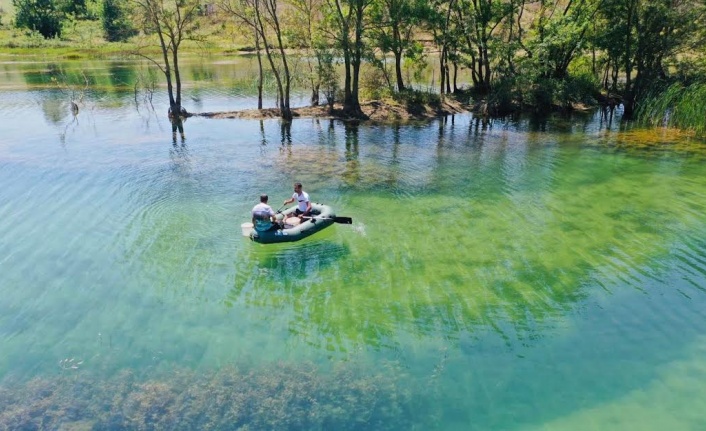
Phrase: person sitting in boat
[
  {"left": 252, "top": 194, "right": 280, "bottom": 232},
  {"left": 283, "top": 182, "right": 312, "bottom": 219}
]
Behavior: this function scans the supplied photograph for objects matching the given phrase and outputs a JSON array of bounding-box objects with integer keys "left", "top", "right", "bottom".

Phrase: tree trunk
[
  {"left": 172, "top": 45, "right": 184, "bottom": 114},
  {"left": 255, "top": 28, "right": 263, "bottom": 110},
  {"left": 482, "top": 46, "right": 491, "bottom": 92},
  {"left": 311, "top": 84, "right": 320, "bottom": 106},
  {"left": 156, "top": 28, "right": 175, "bottom": 109},
  {"left": 392, "top": 21, "right": 405, "bottom": 92},
  {"left": 346, "top": 0, "right": 364, "bottom": 117},
  {"left": 343, "top": 48, "right": 352, "bottom": 108},
  {"left": 439, "top": 47, "right": 446, "bottom": 96},
  {"left": 445, "top": 60, "right": 451, "bottom": 94},
  {"left": 394, "top": 50, "right": 405, "bottom": 92},
  {"left": 350, "top": 56, "right": 364, "bottom": 116},
  {"left": 623, "top": 0, "right": 635, "bottom": 119},
  {"left": 452, "top": 62, "right": 458, "bottom": 93},
  {"left": 255, "top": 0, "right": 288, "bottom": 120},
  {"left": 271, "top": 0, "right": 292, "bottom": 120}
]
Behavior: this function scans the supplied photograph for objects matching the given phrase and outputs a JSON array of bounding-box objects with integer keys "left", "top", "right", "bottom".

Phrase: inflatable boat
[{"left": 247, "top": 203, "right": 350, "bottom": 244}]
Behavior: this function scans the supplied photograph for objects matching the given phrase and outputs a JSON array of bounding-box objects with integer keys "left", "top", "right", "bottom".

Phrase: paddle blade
[{"left": 334, "top": 216, "right": 352, "bottom": 224}]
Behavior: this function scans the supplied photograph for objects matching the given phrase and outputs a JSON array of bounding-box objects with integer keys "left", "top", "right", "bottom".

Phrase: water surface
[{"left": 1, "top": 59, "right": 706, "bottom": 430}]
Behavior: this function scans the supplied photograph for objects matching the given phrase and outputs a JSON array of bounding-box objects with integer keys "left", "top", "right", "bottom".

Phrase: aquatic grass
[
  {"left": 0, "top": 362, "right": 427, "bottom": 430},
  {"left": 2, "top": 96, "right": 706, "bottom": 430},
  {"left": 227, "top": 139, "right": 706, "bottom": 352}
]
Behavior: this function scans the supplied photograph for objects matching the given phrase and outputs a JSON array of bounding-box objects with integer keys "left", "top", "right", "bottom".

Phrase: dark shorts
[
  {"left": 255, "top": 222, "right": 280, "bottom": 232},
  {"left": 294, "top": 209, "right": 306, "bottom": 216}
]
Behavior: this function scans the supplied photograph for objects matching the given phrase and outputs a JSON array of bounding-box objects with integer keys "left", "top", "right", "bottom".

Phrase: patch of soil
[{"left": 193, "top": 98, "right": 469, "bottom": 123}]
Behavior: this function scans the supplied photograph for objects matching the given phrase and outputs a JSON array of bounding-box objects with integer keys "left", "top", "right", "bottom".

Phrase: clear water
[{"left": 1, "top": 59, "right": 706, "bottom": 430}]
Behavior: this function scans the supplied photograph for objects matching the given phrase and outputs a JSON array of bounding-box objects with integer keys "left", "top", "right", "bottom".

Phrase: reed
[{"left": 638, "top": 81, "right": 706, "bottom": 137}]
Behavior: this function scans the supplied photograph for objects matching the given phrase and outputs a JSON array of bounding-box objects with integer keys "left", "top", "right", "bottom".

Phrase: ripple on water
[{"left": 2, "top": 85, "right": 706, "bottom": 431}]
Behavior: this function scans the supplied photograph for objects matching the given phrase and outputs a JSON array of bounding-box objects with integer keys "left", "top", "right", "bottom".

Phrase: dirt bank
[{"left": 193, "top": 98, "right": 469, "bottom": 123}]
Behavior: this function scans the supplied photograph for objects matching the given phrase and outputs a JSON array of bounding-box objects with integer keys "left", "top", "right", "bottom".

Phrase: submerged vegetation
[{"left": 0, "top": 362, "right": 430, "bottom": 430}]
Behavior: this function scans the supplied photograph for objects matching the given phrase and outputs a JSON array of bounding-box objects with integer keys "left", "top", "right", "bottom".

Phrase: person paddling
[{"left": 283, "top": 182, "right": 312, "bottom": 219}]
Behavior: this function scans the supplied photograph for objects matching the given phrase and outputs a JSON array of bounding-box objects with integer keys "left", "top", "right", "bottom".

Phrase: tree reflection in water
[{"left": 169, "top": 116, "right": 189, "bottom": 170}]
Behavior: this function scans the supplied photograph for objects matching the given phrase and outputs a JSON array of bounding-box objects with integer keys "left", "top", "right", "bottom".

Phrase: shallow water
[{"left": 1, "top": 58, "right": 706, "bottom": 430}]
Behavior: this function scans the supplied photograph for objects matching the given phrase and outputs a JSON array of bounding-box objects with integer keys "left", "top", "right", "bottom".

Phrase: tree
[
  {"left": 522, "top": 0, "right": 602, "bottom": 81},
  {"left": 219, "top": 0, "right": 265, "bottom": 109},
  {"left": 428, "top": 0, "right": 456, "bottom": 95},
  {"left": 287, "top": 0, "right": 327, "bottom": 105},
  {"left": 222, "top": 0, "right": 293, "bottom": 119},
  {"left": 132, "top": 0, "right": 202, "bottom": 117},
  {"left": 596, "top": 0, "right": 706, "bottom": 117},
  {"left": 103, "top": 0, "right": 137, "bottom": 42},
  {"left": 324, "top": 0, "right": 374, "bottom": 116},
  {"left": 453, "top": 0, "right": 514, "bottom": 94},
  {"left": 368, "top": 0, "right": 429, "bottom": 92},
  {"left": 258, "top": 0, "right": 294, "bottom": 119},
  {"left": 13, "top": 0, "right": 63, "bottom": 38}
]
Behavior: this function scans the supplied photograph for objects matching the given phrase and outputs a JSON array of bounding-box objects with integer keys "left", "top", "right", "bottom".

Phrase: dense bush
[
  {"left": 12, "top": 0, "right": 63, "bottom": 38},
  {"left": 102, "top": 0, "right": 137, "bottom": 42},
  {"left": 481, "top": 76, "right": 518, "bottom": 116},
  {"left": 394, "top": 88, "right": 441, "bottom": 109},
  {"left": 58, "top": 0, "right": 87, "bottom": 18}
]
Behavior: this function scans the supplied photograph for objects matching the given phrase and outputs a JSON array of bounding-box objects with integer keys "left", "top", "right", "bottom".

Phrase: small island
[{"left": 195, "top": 97, "right": 471, "bottom": 123}]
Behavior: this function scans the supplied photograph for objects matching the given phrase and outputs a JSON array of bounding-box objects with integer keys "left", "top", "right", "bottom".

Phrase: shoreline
[
  {"left": 187, "top": 97, "right": 607, "bottom": 124},
  {"left": 190, "top": 98, "right": 471, "bottom": 123}
]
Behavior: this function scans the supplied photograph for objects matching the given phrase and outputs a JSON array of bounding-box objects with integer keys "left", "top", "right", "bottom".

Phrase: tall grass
[{"left": 638, "top": 81, "right": 706, "bottom": 137}]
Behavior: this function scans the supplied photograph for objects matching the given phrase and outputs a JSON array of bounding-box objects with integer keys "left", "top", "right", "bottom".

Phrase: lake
[{"left": 1, "top": 57, "right": 706, "bottom": 430}]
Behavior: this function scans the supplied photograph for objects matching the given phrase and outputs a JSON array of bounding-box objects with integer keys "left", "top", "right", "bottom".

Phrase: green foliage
[
  {"left": 483, "top": 75, "right": 518, "bottom": 116},
  {"left": 483, "top": 54, "right": 600, "bottom": 115},
  {"left": 394, "top": 88, "right": 441, "bottom": 108},
  {"left": 12, "top": 0, "right": 63, "bottom": 38},
  {"left": 57, "top": 0, "right": 87, "bottom": 18},
  {"left": 1, "top": 0, "right": 704, "bottom": 126},
  {"left": 361, "top": 66, "right": 393, "bottom": 100},
  {"left": 673, "top": 57, "right": 706, "bottom": 85},
  {"left": 317, "top": 50, "right": 339, "bottom": 108},
  {"left": 638, "top": 81, "right": 706, "bottom": 136},
  {"left": 102, "top": 0, "right": 136, "bottom": 42},
  {"left": 593, "top": 0, "right": 706, "bottom": 115},
  {"left": 560, "top": 73, "right": 601, "bottom": 106}
]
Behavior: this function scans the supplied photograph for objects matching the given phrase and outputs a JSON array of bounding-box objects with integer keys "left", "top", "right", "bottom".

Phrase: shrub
[
  {"left": 102, "top": 0, "right": 137, "bottom": 42},
  {"left": 559, "top": 72, "right": 601, "bottom": 108},
  {"left": 484, "top": 76, "right": 519, "bottom": 116},
  {"left": 12, "top": 0, "right": 63, "bottom": 38},
  {"left": 58, "top": 0, "right": 87, "bottom": 18}
]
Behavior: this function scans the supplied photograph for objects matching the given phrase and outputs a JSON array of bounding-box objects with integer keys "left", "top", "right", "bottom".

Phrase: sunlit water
[{"left": 1, "top": 59, "right": 706, "bottom": 430}]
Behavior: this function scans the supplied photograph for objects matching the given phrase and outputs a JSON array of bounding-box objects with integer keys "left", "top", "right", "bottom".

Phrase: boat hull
[{"left": 250, "top": 203, "right": 336, "bottom": 244}]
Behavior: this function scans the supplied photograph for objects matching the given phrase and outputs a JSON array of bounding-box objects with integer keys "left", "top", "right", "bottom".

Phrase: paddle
[{"left": 302, "top": 215, "right": 353, "bottom": 224}]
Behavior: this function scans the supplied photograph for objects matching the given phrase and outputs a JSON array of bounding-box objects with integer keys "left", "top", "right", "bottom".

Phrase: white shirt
[
  {"left": 292, "top": 191, "right": 310, "bottom": 212},
  {"left": 252, "top": 202, "right": 275, "bottom": 231},
  {"left": 252, "top": 202, "right": 275, "bottom": 217}
]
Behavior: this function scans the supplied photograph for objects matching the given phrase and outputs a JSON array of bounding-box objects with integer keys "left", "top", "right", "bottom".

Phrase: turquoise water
[{"left": 1, "top": 60, "right": 706, "bottom": 429}]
